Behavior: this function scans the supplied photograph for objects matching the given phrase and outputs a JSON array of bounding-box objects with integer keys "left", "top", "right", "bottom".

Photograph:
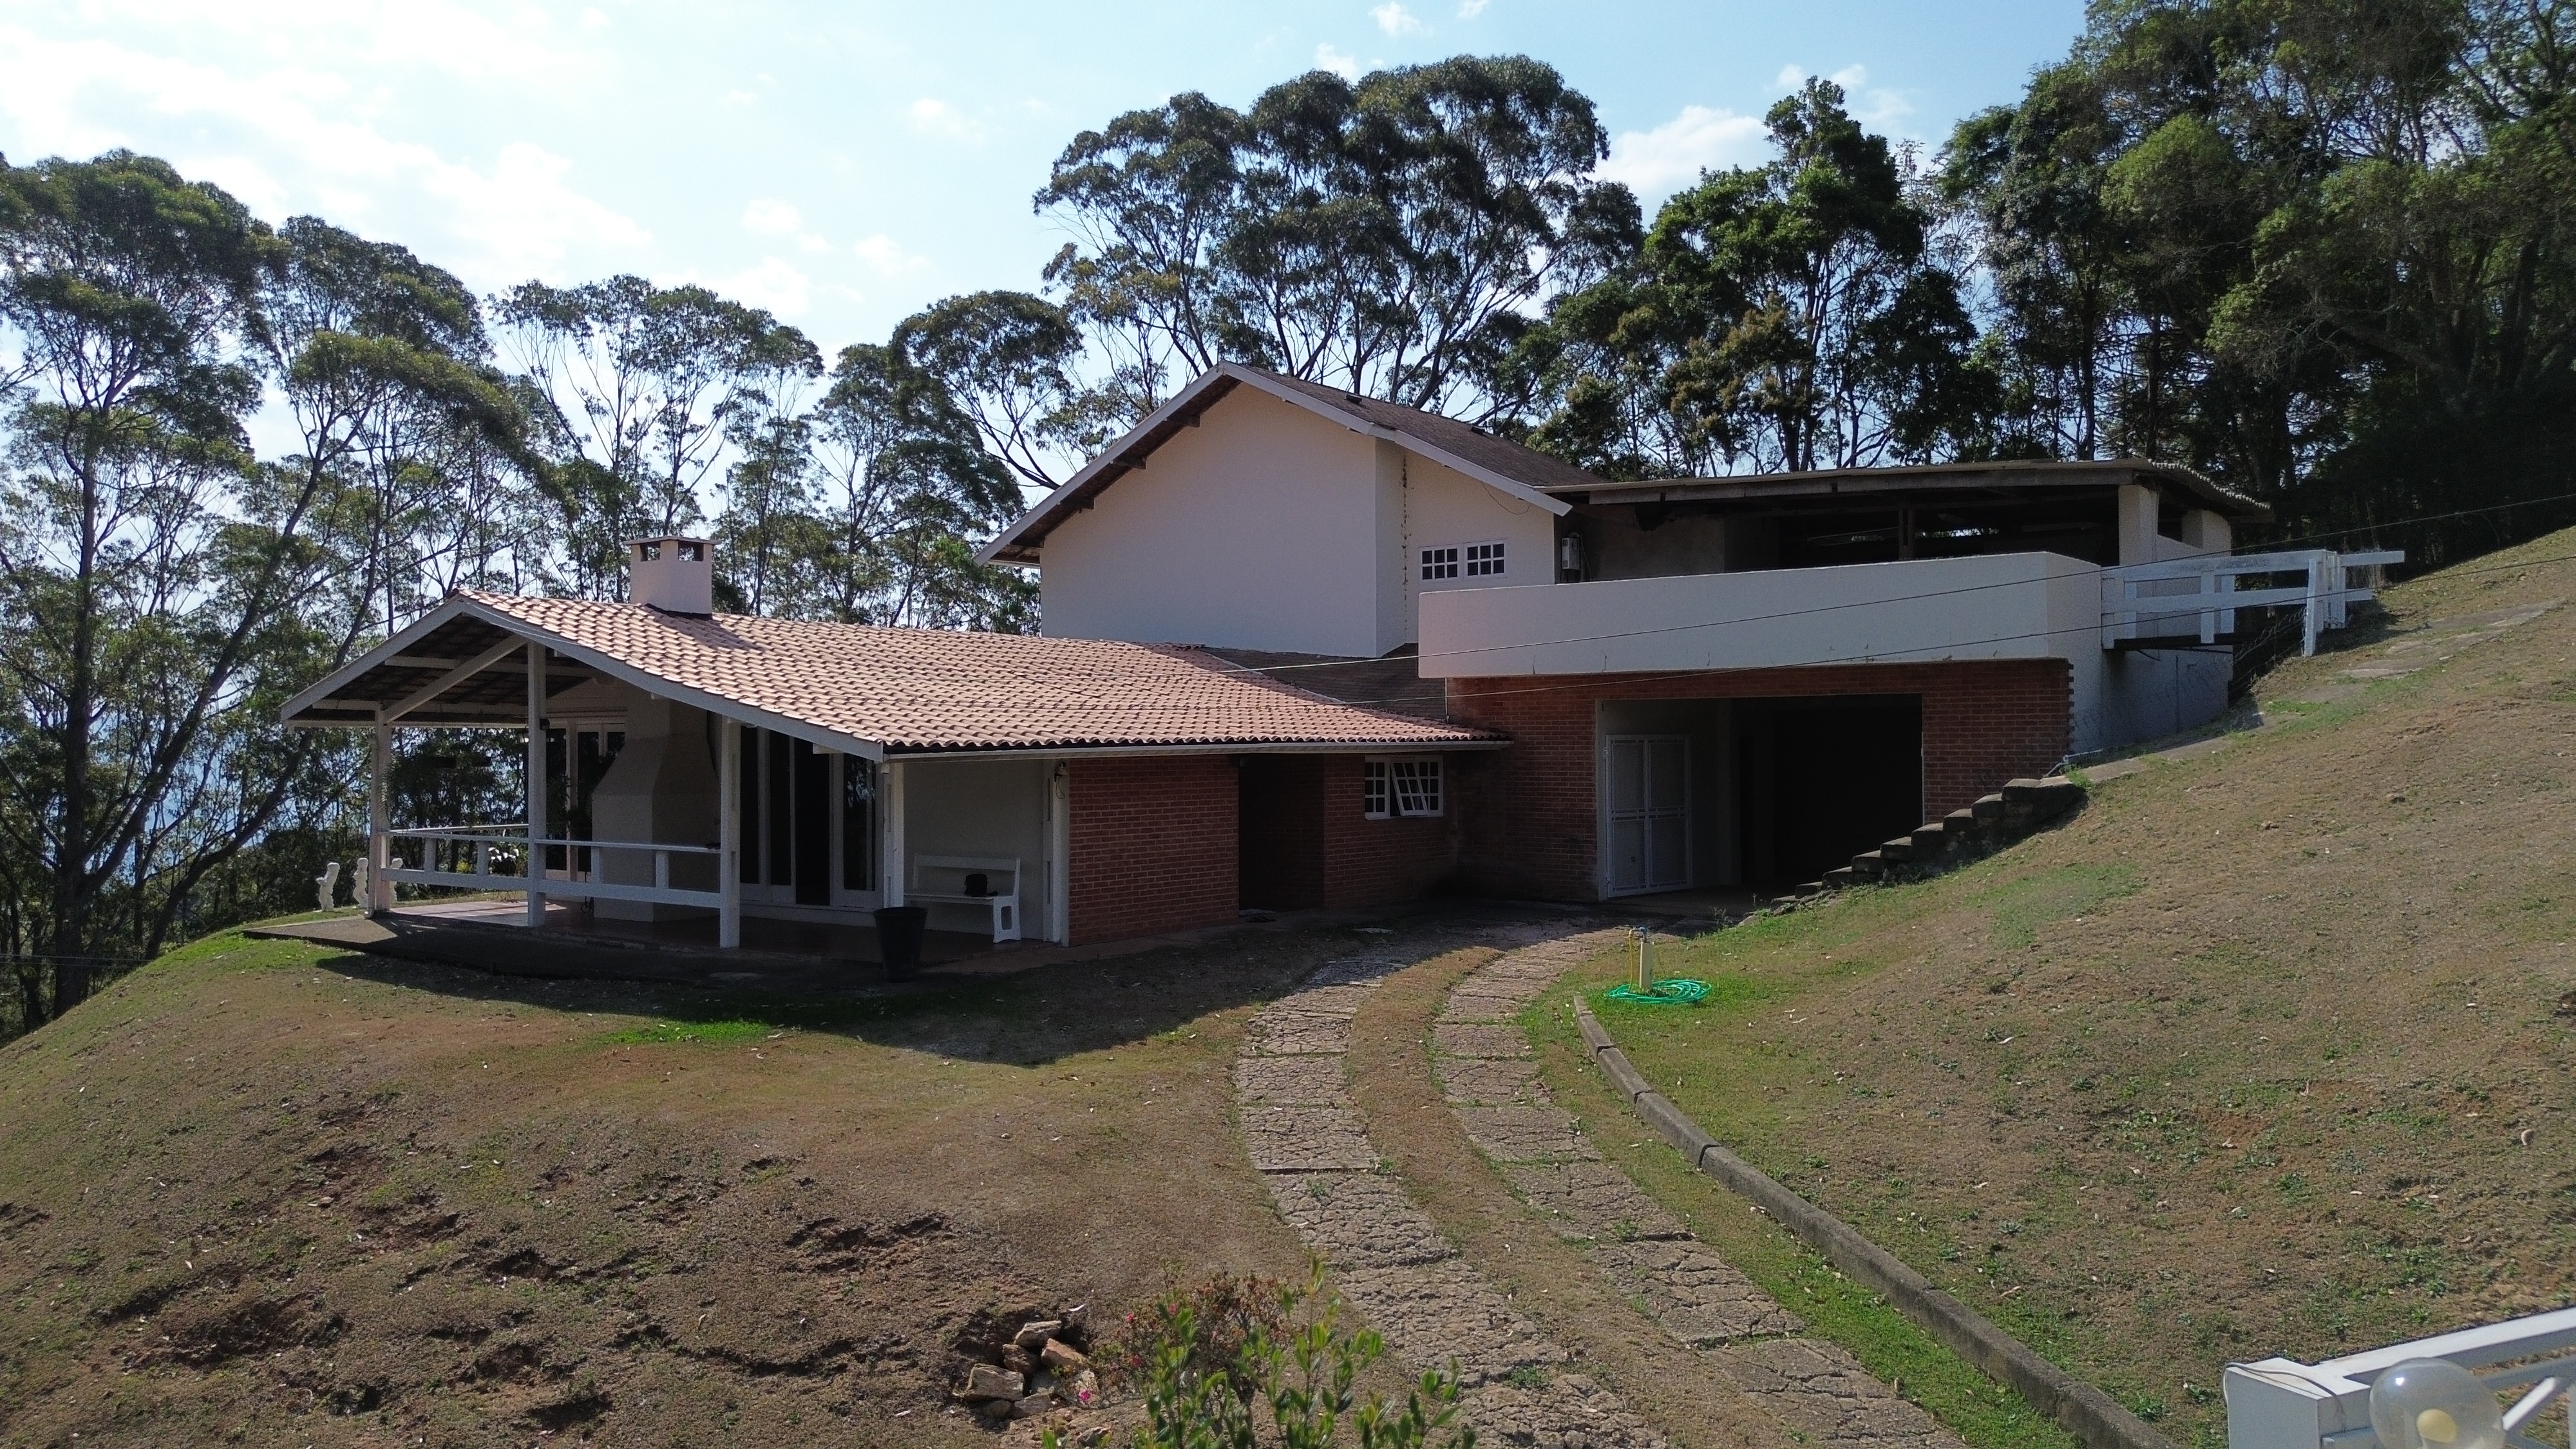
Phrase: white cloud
[
  {"left": 1372, "top": 3, "right": 1425, "bottom": 36},
  {"left": 741, "top": 198, "right": 802, "bottom": 236},
  {"left": 711, "top": 256, "right": 811, "bottom": 317},
  {"left": 1600, "top": 104, "right": 1766, "bottom": 199},
  {"left": 1458, "top": 0, "right": 1490, "bottom": 15},
  {"left": 0, "top": 26, "right": 647, "bottom": 283},
  {"left": 1768, "top": 63, "right": 1914, "bottom": 129},
  {"left": 723, "top": 89, "right": 757, "bottom": 107},
  {"left": 579, "top": 6, "right": 611, "bottom": 29},
  {"left": 1776, "top": 63, "right": 1807, "bottom": 89},
  {"left": 851, "top": 233, "right": 928, "bottom": 275},
  {"left": 907, "top": 96, "right": 980, "bottom": 139},
  {"left": 1315, "top": 43, "right": 1361, "bottom": 81}
]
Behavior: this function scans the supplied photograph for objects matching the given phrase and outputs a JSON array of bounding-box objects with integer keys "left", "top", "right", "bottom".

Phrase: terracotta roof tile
[{"left": 465, "top": 592, "right": 1494, "bottom": 754}]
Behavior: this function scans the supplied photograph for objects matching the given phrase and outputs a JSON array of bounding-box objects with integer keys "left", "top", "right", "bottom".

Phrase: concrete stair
[{"left": 1783, "top": 776, "right": 2083, "bottom": 904}]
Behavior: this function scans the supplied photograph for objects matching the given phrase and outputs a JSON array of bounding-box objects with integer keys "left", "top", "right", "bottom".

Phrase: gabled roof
[
  {"left": 283, "top": 591, "right": 1500, "bottom": 758},
  {"left": 978, "top": 363, "right": 1576, "bottom": 565}
]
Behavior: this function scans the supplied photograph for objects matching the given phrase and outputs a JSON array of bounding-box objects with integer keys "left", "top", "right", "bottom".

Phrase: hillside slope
[
  {"left": 1546, "top": 527, "right": 2576, "bottom": 1449},
  {"left": 0, "top": 927, "right": 1363, "bottom": 1446}
]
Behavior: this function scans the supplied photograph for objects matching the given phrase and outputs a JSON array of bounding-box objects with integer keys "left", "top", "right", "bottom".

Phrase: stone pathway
[
  {"left": 1237, "top": 927, "right": 1670, "bottom": 1449},
  {"left": 1233, "top": 920, "right": 1967, "bottom": 1449},
  {"left": 1438, "top": 931, "right": 1962, "bottom": 1449}
]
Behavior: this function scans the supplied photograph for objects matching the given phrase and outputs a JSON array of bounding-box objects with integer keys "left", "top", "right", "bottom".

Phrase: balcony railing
[
  {"left": 2103, "top": 549, "right": 2403, "bottom": 655},
  {"left": 2226, "top": 1304, "right": 2576, "bottom": 1449},
  {"left": 381, "top": 826, "right": 723, "bottom": 909}
]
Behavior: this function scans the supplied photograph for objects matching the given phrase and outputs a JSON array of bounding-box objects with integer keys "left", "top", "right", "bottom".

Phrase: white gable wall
[
  {"left": 1039, "top": 386, "right": 1551, "bottom": 658},
  {"left": 1040, "top": 388, "right": 1387, "bottom": 656}
]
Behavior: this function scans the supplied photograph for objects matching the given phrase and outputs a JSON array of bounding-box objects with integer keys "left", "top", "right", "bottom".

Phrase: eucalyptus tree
[
  {"left": 0, "top": 152, "right": 279, "bottom": 1012},
  {"left": 893, "top": 290, "right": 1088, "bottom": 491},
  {"left": 497, "top": 276, "right": 820, "bottom": 596},
  {"left": 1036, "top": 55, "right": 1636, "bottom": 426},
  {"left": 1535, "top": 81, "right": 1987, "bottom": 477}
]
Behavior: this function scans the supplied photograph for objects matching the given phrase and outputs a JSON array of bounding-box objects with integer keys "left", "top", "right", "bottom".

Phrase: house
[
  {"left": 983, "top": 363, "right": 2389, "bottom": 901},
  {"left": 287, "top": 363, "right": 2390, "bottom": 956}
]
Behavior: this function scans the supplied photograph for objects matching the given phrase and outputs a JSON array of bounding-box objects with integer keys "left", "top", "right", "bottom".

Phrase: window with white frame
[
  {"left": 1363, "top": 757, "right": 1443, "bottom": 818},
  {"left": 1419, "top": 545, "right": 1459, "bottom": 580},
  {"left": 1464, "top": 541, "right": 1506, "bottom": 576}
]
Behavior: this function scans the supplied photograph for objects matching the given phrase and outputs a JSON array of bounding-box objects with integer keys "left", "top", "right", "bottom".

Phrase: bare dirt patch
[{"left": 0, "top": 917, "right": 1404, "bottom": 1446}]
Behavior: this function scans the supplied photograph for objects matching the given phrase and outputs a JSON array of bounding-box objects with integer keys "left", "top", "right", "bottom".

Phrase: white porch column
[
  {"left": 367, "top": 721, "right": 392, "bottom": 913},
  {"left": 525, "top": 641, "right": 547, "bottom": 927},
  {"left": 718, "top": 721, "right": 742, "bottom": 949},
  {"left": 1046, "top": 762, "right": 1070, "bottom": 945},
  {"left": 880, "top": 759, "right": 907, "bottom": 906}
]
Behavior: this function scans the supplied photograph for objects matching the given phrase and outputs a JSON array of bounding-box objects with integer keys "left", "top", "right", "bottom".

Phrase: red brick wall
[
  {"left": 1445, "top": 661, "right": 2070, "bottom": 900},
  {"left": 1066, "top": 757, "right": 1240, "bottom": 945},
  {"left": 1239, "top": 755, "right": 1458, "bottom": 910},
  {"left": 1316, "top": 757, "right": 1455, "bottom": 907}
]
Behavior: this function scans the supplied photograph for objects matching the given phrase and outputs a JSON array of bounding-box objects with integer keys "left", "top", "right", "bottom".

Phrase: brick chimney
[{"left": 629, "top": 536, "right": 713, "bottom": 614}]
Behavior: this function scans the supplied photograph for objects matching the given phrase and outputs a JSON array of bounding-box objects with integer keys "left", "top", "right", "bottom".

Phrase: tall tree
[
  {"left": 1534, "top": 81, "right": 1989, "bottom": 477},
  {"left": 497, "top": 277, "right": 819, "bottom": 596},
  {"left": 893, "top": 290, "right": 1088, "bottom": 491},
  {"left": 1036, "top": 55, "right": 1636, "bottom": 426}
]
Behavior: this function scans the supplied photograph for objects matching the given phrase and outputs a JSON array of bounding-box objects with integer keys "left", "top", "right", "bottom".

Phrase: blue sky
[{"left": 1, "top": 1, "right": 2087, "bottom": 355}]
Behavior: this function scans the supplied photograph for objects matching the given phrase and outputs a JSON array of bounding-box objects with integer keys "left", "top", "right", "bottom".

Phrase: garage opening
[{"left": 1734, "top": 696, "right": 1922, "bottom": 887}]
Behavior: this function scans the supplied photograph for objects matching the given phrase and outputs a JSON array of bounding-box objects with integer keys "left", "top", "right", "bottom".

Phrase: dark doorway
[
  {"left": 791, "top": 737, "right": 831, "bottom": 905},
  {"left": 1238, "top": 757, "right": 1324, "bottom": 910},
  {"left": 1736, "top": 696, "right": 1922, "bottom": 886}
]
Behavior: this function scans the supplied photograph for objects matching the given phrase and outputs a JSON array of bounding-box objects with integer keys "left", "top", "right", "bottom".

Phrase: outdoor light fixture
[{"left": 2367, "top": 1359, "right": 2506, "bottom": 1449}]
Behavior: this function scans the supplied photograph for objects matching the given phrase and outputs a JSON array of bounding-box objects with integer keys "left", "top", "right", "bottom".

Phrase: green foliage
[
  {"left": 1089, "top": 1269, "right": 1475, "bottom": 1449},
  {"left": 1972, "top": 865, "right": 2142, "bottom": 950}
]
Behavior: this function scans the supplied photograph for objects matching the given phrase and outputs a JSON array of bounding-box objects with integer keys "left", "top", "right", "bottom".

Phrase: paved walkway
[{"left": 1234, "top": 921, "right": 1965, "bottom": 1449}]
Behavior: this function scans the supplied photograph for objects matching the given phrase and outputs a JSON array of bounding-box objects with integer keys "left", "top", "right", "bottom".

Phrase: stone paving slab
[
  {"left": 1457, "top": 1379, "right": 1671, "bottom": 1449},
  {"left": 1505, "top": 1161, "right": 1693, "bottom": 1243},
  {"left": 1716, "top": 1338, "right": 1955, "bottom": 1449},
  {"left": 1332, "top": 1259, "right": 1567, "bottom": 1383},
  {"left": 1263, "top": 1171, "right": 1454, "bottom": 1269},
  {"left": 1232, "top": 1054, "right": 1349, "bottom": 1104},
  {"left": 1246, "top": 1010, "right": 1355, "bottom": 1056},
  {"left": 1435, "top": 1055, "right": 1544, "bottom": 1104},
  {"left": 1457, "top": 1103, "right": 1602, "bottom": 1162},
  {"left": 1589, "top": 1238, "right": 1803, "bottom": 1344},
  {"left": 1278, "top": 981, "right": 1380, "bottom": 1016},
  {"left": 1440, "top": 986, "right": 1538, "bottom": 1023},
  {"left": 1240, "top": 1104, "right": 1378, "bottom": 1171},
  {"left": 1433, "top": 1021, "right": 1533, "bottom": 1058}
]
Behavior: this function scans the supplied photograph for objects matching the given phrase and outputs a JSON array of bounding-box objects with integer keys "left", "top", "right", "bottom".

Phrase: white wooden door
[{"left": 1607, "top": 735, "right": 1690, "bottom": 895}]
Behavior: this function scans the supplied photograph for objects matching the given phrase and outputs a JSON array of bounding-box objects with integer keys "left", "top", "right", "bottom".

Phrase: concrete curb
[{"left": 1575, "top": 1002, "right": 2175, "bottom": 1449}]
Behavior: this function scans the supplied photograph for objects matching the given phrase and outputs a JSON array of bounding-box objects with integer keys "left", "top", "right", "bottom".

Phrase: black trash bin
[{"left": 873, "top": 905, "right": 929, "bottom": 981}]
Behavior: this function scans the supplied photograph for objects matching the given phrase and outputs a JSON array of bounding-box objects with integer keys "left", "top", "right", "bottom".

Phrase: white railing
[
  {"left": 2103, "top": 549, "right": 2404, "bottom": 655},
  {"left": 381, "top": 826, "right": 723, "bottom": 909},
  {"left": 2226, "top": 1305, "right": 2576, "bottom": 1449}
]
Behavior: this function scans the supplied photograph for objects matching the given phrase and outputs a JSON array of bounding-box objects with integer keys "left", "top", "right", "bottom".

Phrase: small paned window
[
  {"left": 1464, "top": 542, "right": 1505, "bottom": 576},
  {"left": 1364, "top": 757, "right": 1442, "bottom": 818},
  {"left": 1419, "top": 546, "right": 1459, "bottom": 580}
]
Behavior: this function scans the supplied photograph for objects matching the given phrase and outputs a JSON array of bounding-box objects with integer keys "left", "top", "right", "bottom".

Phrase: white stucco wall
[
  {"left": 1038, "top": 388, "right": 1387, "bottom": 656},
  {"left": 1397, "top": 449, "right": 1559, "bottom": 638},
  {"left": 901, "top": 756, "right": 1054, "bottom": 940}
]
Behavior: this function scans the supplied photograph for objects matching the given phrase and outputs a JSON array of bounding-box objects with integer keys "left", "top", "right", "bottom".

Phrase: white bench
[{"left": 907, "top": 855, "right": 1021, "bottom": 942}]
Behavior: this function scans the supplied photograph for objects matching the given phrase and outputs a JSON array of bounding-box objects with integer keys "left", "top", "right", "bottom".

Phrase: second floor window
[
  {"left": 1464, "top": 542, "right": 1505, "bottom": 576},
  {"left": 1421, "top": 545, "right": 1459, "bottom": 580}
]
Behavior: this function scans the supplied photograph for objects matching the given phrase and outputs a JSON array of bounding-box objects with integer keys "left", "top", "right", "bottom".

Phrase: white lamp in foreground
[{"left": 2368, "top": 1359, "right": 2506, "bottom": 1449}]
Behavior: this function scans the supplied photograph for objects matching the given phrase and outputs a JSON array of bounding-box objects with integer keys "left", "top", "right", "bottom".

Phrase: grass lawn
[{"left": 1529, "top": 528, "right": 2576, "bottom": 1449}]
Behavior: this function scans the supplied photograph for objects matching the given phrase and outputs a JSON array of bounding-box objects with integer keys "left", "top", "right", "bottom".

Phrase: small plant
[{"left": 1080, "top": 1265, "right": 1476, "bottom": 1449}]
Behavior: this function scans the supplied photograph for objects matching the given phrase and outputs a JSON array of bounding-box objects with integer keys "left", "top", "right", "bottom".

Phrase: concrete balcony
[{"left": 1417, "top": 553, "right": 2105, "bottom": 679}]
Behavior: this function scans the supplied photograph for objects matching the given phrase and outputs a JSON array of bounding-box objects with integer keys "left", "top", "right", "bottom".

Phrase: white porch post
[
  {"left": 1047, "top": 762, "right": 1070, "bottom": 945},
  {"left": 880, "top": 759, "right": 907, "bottom": 906},
  {"left": 525, "top": 641, "right": 547, "bottom": 927},
  {"left": 718, "top": 721, "right": 742, "bottom": 948},
  {"left": 367, "top": 721, "right": 392, "bottom": 913}
]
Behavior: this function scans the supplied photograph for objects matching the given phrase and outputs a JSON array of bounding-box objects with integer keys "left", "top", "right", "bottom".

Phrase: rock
[
  {"left": 1011, "top": 1393, "right": 1054, "bottom": 1418},
  {"left": 1039, "top": 1337, "right": 1090, "bottom": 1372},
  {"left": 1068, "top": 1368, "right": 1100, "bottom": 1408},
  {"left": 976, "top": 1396, "right": 1015, "bottom": 1420},
  {"left": 961, "top": 1364, "right": 1024, "bottom": 1401},
  {"left": 1012, "top": 1318, "right": 1063, "bottom": 1349},
  {"left": 1001, "top": 1343, "right": 1037, "bottom": 1375},
  {"left": 1063, "top": 1304, "right": 1088, "bottom": 1331}
]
